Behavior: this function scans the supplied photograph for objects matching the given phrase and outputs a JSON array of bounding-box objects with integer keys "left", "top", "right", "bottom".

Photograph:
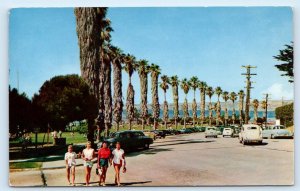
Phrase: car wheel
[
  {"left": 259, "top": 141, "right": 263, "bottom": 144},
  {"left": 223, "top": 135, "right": 224, "bottom": 137},
  {"left": 144, "top": 143, "right": 150, "bottom": 149},
  {"left": 242, "top": 139, "right": 246, "bottom": 145},
  {"left": 239, "top": 139, "right": 242, "bottom": 143},
  {"left": 205, "top": 136, "right": 207, "bottom": 138}
]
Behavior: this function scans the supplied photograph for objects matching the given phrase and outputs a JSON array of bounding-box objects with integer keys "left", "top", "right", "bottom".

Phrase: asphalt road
[{"left": 10, "top": 132, "right": 294, "bottom": 186}]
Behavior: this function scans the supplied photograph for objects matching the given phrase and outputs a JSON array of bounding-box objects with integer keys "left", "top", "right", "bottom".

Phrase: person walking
[
  {"left": 97, "top": 142, "right": 111, "bottom": 186},
  {"left": 64, "top": 145, "right": 81, "bottom": 186},
  {"left": 82, "top": 141, "right": 95, "bottom": 186},
  {"left": 111, "top": 142, "right": 126, "bottom": 186}
]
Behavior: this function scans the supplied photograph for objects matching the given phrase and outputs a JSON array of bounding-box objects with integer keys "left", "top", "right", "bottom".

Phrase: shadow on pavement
[
  {"left": 151, "top": 140, "right": 214, "bottom": 148},
  {"left": 75, "top": 181, "right": 152, "bottom": 187}
]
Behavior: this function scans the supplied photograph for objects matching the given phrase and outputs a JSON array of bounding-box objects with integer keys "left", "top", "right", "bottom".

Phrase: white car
[
  {"left": 205, "top": 127, "right": 218, "bottom": 138},
  {"left": 239, "top": 124, "right": 263, "bottom": 145},
  {"left": 222, "top": 128, "right": 233, "bottom": 137}
]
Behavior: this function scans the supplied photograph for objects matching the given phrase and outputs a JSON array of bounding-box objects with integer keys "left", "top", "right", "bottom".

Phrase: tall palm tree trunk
[
  {"left": 173, "top": 86, "right": 179, "bottom": 129},
  {"left": 200, "top": 90, "right": 206, "bottom": 125},
  {"left": 224, "top": 101, "right": 228, "bottom": 126},
  {"left": 126, "top": 77, "right": 135, "bottom": 130},
  {"left": 163, "top": 92, "right": 168, "bottom": 129},
  {"left": 140, "top": 74, "right": 148, "bottom": 130},
  {"left": 103, "top": 57, "right": 112, "bottom": 137},
  {"left": 112, "top": 59, "right": 123, "bottom": 132},
  {"left": 232, "top": 101, "right": 236, "bottom": 125},
  {"left": 74, "top": 8, "right": 107, "bottom": 145}
]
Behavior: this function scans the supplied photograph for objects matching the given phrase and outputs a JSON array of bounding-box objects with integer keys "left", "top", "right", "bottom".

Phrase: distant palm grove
[{"left": 74, "top": 8, "right": 268, "bottom": 141}]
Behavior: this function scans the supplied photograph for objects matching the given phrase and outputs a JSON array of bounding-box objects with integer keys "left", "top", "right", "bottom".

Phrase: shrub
[{"left": 275, "top": 103, "right": 294, "bottom": 126}]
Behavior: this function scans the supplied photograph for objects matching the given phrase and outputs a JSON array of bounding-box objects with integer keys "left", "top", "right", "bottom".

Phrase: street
[{"left": 10, "top": 132, "right": 294, "bottom": 186}]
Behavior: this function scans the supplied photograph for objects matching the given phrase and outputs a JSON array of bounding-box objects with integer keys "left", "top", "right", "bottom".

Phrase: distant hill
[{"left": 131, "top": 100, "right": 293, "bottom": 111}]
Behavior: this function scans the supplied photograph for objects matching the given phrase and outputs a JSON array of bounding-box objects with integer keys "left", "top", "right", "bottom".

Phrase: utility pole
[
  {"left": 263, "top": 93, "right": 271, "bottom": 127},
  {"left": 242, "top": 65, "right": 257, "bottom": 124}
]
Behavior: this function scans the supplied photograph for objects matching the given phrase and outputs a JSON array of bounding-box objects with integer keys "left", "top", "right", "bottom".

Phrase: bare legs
[
  {"left": 99, "top": 167, "right": 108, "bottom": 186},
  {"left": 114, "top": 165, "right": 121, "bottom": 186},
  {"left": 85, "top": 166, "right": 92, "bottom": 186},
  {"left": 66, "top": 166, "right": 76, "bottom": 186},
  {"left": 66, "top": 166, "right": 71, "bottom": 185}
]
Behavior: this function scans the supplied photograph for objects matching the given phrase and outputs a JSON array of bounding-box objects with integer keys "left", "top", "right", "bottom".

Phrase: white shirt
[
  {"left": 83, "top": 148, "right": 94, "bottom": 160},
  {"left": 65, "top": 152, "right": 76, "bottom": 166},
  {"left": 112, "top": 149, "right": 124, "bottom": 164}
]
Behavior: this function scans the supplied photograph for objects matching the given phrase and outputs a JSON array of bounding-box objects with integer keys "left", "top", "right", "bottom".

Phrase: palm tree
[
  {"left": 189, "top": 76, "right": 199, "bottom": 126},
  {"left": 230, "top": 92, "right": 237, "bottom": 125},
  {"left": 150, "top": 64, "right": 161, "bottom": 130},
  {"left": 74, "top": 7, "right": 107, "bottom": 143},
  {"left": 124, "top": 54, "right": 136, "bottom": 130},
  {"left": 215, "top": 87, "right": 223, "bottom": 126},
  {"left": 102, "top": 44, "right": 113, "bottom": 137},
  {"left": 168, "top": 76, "right": 180, "bottom": 128},
  {"left": 110, "top": 46, "right": 124, "bottom": 132},
  {"left": 137, "top": 59, "right": 150, "bottom": 130},
  {"left": 252, "top": 99, "right": 259, "bottom": 123},
  {"left": 198, "top": 81, "right": 207, "bottom": 125},
  {"left": 261, "top": 100, "right": 268, "bottom": 123},
  {"left": 159, "top": 75, "right": 169, "bottom": 129},
  {"left": 222, "top": 91, "right": 229, "bottom": 126},
  {"left": 238, "top": 90, "right": 245, "bottom": 125},
  {"left": 206, "top": 86, "right": 214, "bottom": 126},
  {"left": 180, "top": 78, "right": 190, "bottom": 128},
  {"left": 100, "top": 19, "right": 114, "bottom": 137}
]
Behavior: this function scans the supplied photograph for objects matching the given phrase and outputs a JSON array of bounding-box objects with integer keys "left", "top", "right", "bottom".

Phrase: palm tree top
[
  {"left": 215, "top": 86, "right": 223, "bottom": 97},
  {"left": 189, "top": 76, "right": 199, "bottom": 91},
  {"left": 150, "top": 63, "right": 161, "bottom": 75},
  {"left": 222, "top": 91, "right": 229, "bottom": 101},
  {"left": 180, "top": 78, "right": 190, "bottom": 95},
  {"left": 238, "top": 90, "right": 245, "bottom": 97},
  {"left": 253, "top": 99, "right": 259, "bottom": 106},
  {"left": 159, "top": 75, "right": 170, "bottom": 92},
  {"left": 123, "top": 54, "right": 137, "bottom": 76},
  {"left": 198, "top": 81, "right": 207, "bottom": 90},
  {"left": 230, "top": 92, "right": 237, "bottom": 101},
  {"left": 137, "top": 59, "right": 150, "bottom": 75},
  {"left": 168, "top": 75, "right": 179, "bottom": 86},
  {"left": 206, "top": 86, "right": 214, "bottom": 96}
]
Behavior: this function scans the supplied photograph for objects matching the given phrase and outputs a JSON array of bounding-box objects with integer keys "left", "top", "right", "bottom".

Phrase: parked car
[
  {"left": 151, "top": 130, "right": 166, "bottom": 139},
  {"left": 179, "top": 128, "right": 193, "bottom": 134},
  {"left": 262, "top": 125, "right": 293, "bottom": 139},
  {"left": 239, "top": 124, "right": 263, "bottom": 145},
  {"left": 222, "top": 128, "right": 234, "bottom": 137},
  {"left": 205, "top": 127, "right": 218, "bottom": 138},
  {"left": 232, "top": 126, "right": 241, "bottom": 137},
  {"left": 100, "top": 130, "right": 153, "bottom": 151}
]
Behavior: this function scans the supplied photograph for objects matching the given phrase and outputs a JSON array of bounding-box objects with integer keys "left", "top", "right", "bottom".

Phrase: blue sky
[{"left": 9, "top": 7, "right": 293, "bottom": 104}]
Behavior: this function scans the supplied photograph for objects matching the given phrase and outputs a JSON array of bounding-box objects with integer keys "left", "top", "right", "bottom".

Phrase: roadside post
[{"left": 33, "top": 127, "right": 40, "bottom": 150}]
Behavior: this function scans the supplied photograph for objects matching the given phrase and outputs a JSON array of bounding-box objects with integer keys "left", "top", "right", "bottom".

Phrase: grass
[
  {"left": 10, "top": 124, "right": 207, "bottom": 146},
  {"left": 9, "top": 162, "right": 42, "bottom": 169}
]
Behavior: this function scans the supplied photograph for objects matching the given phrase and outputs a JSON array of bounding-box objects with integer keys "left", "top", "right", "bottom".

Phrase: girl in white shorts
[
  {"left": 65, "top": 145, "right": 81, "bottom": 186},
  {"left": 81, "top": 141, "right": 95, "bottom": 186}
]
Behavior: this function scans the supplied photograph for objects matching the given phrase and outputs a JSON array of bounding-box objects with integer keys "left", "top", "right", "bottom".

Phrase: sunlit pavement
[{"left": 10, "top": 132, "right": 294, "bottom": 186}]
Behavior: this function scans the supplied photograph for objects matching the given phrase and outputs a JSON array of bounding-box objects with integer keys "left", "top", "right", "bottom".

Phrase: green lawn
[{"left": 10, "top": 162, "right": 42, "bottom": 169}]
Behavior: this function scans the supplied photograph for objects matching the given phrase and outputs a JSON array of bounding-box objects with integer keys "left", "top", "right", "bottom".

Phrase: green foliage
[
  {"left": 274, "top": 42, "right": 293, "bottom": 83},
  {"left": 9, "top": 87, "right": 36, "bottom": 135},
  {"left": 275, "top": 103, "right": 294, "bottom": 126},
  {"left": 32, "top": 74, "right": 98, "bottom": 131}
]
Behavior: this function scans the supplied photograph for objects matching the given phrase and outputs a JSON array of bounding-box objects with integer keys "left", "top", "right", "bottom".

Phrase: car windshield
[{"left": 247, "top": 127, "right": 257, "bottom": 130}]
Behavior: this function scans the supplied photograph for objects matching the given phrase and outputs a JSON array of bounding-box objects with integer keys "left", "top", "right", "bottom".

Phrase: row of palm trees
[{"left": 74, "top": 8, "right": 266, "bottom": 140}]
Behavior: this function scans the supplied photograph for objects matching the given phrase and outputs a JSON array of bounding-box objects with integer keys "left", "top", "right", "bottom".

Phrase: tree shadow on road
[{"left": 151, "top": 140, "right": 214, "bottom": 148}]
